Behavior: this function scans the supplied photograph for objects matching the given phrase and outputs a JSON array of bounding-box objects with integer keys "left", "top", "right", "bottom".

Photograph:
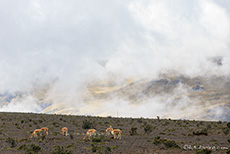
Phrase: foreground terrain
[{"left": 0, "top": 112, "right": 230, "bottom": 153}]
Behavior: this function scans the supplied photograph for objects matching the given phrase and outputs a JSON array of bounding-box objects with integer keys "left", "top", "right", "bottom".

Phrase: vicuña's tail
[{"left": 83, "top": 133, "right": 88, "bottom": 140}]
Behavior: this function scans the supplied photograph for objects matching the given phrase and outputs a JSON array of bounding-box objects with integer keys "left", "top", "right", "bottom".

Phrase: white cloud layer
[{"left": 0, "top": 0, "right": 229, "bottom": 118}]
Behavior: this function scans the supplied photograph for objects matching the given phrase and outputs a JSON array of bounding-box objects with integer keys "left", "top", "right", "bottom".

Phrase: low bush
[
  {"left": 92, "top": 144, "right": 97, "bottom": 153},
  {"left": 222, "top": 127, "right": 229, "bottom": 135},
  {"left": 227, "top": 122, "right": 230, "bottom": 128},
  {"left": 193, "top": 129, "right": 208, "bottom": 136},
  {"left": 195, "top": 148, "right": 212, "bottom": 154},
  {"left": 227, "top": 149, "right": 230, "bottom": 154},
  {"left": 82, "top": 120, "right": 94, "bottom": 129},
  {"left": 51, "top": 146, "right": 72, "bottom": 154},
  {"left": 6, "top": 137, "right": 17, "bottom": 148},
  {"left": 129, "top": 127, "right": 138, "bottom": 136},
  {"left": 17, "top": 144, "right": 26, "bottom": 150},
  {"left": 92, "top": 135, "right": 105, "bottom": 142},
  {"left": 70, "top": 134, "right": 74, "bottom": 139},
  {"left": 26, "top": 144, "right": 41, "bottom": 154},
  {"left": 227, "top": 138, "right": 230, "bottom": 143},
  {"left": 153, "top": 136, "right": 180, "bottom": 149},
  {"left": 144, "top": 124, "right": 153, "bottom": 134}
]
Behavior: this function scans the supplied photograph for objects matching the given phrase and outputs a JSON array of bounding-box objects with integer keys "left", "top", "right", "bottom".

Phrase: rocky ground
[{"left": 0, "top": 112, "right": 230, "bottom": 154}]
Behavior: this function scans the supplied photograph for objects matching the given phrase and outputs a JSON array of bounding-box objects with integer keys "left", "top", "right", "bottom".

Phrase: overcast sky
[{"left": 0, "top": 0, "right": 229, "bottom": 116}]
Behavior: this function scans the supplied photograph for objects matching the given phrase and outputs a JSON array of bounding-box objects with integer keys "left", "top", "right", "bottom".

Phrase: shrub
[
  {"left": 222, "top": 127, "right": 229, "bottom": 135},
  {"left": 195, "top": 149, "right": 212, "bottom": 154},
  {"left": 144, "top": 124, "right": 153, "bottom": 134},
  {"left": 137, "top": 118, "right": 143, "bottom": 123},
  {"left": 66, "top": 144, "right": 74, "bottom": 148},
  {"left": 164, "top": 140, "right": 180, "bottom": 149},
  {"left": 52, "top": 122, "right": 59, "bottom": 127},
  {"left": 129, "top": 127, "right": 138, "bottom": 136},
  {"left": 163, "top": 121, "right": 169, "bottom": 126},
  {"left": 206, "top": 124, "right": 211, "bottom": 129},
  {"left": 227, "top": 149, "right": 230, "bottom": 154},
  {"left": 51, "top": 146, "right": 72, "bottom": 154},
  {"left": 92, "top": 135, "right": 105, "bottom": 142},
  {"left": 153, "top": 136, "right": 180, "bottom": 149},
  {"left": 6, "top": 137, "right": 17, "bottom": 148},
  {"left": 17, "top": 144, "right": 26, "bottom": 150},
  {"left": 38, "top": 120, "right": 43, "bottom": 123},
  {"left": 227, "top": 122, "right": 230, "bottom": 128},
  {"left": 32, "top": 121, "right": 37, "bottom": 125},
  {"left": 92, "top": 137, "right": 102, "bottom": 142},
  {"left": 92, "top": 144, "right": 97, "bottom": 153},
  {"left": 26, "top": 144, "right": 41, "bottom": 154},
  {"left": 82, "top": 120, "right": 94, "bottom": 129},
  {"left": 153, "top": 136, "right": 162, "bottom": 145},
  {"left": 70, "top": 134, "right": 74, "bottom": 139},
  {"left": 104, "top": 146, "right": 112, "bottom": 154},
  {"left": 227, "top": 138, "right": 230, "bottom": 143},
  {"left": 193, "top": 129, "right": 208, "bottom": 136}
]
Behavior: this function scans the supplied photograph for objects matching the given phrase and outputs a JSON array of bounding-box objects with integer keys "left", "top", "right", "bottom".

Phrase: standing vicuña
[
  {"left": 40, "top": 127, "right": 48, "bottom": 136},
  {"left": 60, "top": 127, "right": 68, "bottom": 136},
  {"left": 104, "top": 125, "right": 113, "bottom": 136},
  {"left": 111, "top": 129, "right": 122, "bottom": 139}
]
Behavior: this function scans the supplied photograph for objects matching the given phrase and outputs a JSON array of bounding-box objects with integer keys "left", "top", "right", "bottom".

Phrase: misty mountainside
[{"left": 0, "top": 74, "right": 230, "bottom": 121}]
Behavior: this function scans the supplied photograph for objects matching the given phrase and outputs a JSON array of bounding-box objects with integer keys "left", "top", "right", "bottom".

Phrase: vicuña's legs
[
  {"left": 61, "top": 127, "right": 68, "bottom": 136},
  {"left": 40, "top": 127, "right": 48, "bottom": 136},
  {"left": 111, "top": 129, "right": 122, "bottom": 140}
]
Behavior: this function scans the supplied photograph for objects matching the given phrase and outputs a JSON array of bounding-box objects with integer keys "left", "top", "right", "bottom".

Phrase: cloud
[{"left": 0, "top": 0, "right": 229, "bottom": 119}]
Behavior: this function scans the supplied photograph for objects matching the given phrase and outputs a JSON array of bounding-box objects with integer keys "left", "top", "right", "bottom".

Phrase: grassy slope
[{"left": 0, "top": 112, "right": 230, "bottom": 154}]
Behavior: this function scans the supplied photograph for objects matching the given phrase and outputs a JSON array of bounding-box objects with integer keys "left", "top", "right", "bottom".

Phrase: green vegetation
[
  {"left": 144, "top": 124, "right": 153, "bottom": 134},
  {"left": 82, "top": 120, "right": 94, "bottom": 129},
  {"left": 193, "top": 128, "right": 208, "bottom": 136},
  {"left": 227, "top": 122, "right": 230, "bottom": 128},
  {"left": 25, "top": 144, "right": 41, "bottom": 154},
  {"left": 6, "top": 137, "right": 17, "bottom": 148},
  {"left": 222, "top": 127, "right": 229, "bottom": 135},
  {"left": 195, "top": 149, "right": 212, "bottom": 154},
  {"left": 129, "top": 127, "right": 138, "bottom": 136},
  {"left": 153, "top": 136, "right": 180, "bottom": 149},
  {"left": 51, "top": 146, "right": 72, "bottom": 154},
  {"left": 0, "top": 112, "right": 229, "bottom": 153},
  {"left": 227, "top": 138, "right": 230, "bottom": 143},
  {"left": 92, "top": 144, "right": 98, "bottom": 152}
]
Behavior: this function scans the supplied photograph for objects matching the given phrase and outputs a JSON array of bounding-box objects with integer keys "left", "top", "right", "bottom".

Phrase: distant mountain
[{"left": 0, "top": 74, "right": 229, "bottom": 121}]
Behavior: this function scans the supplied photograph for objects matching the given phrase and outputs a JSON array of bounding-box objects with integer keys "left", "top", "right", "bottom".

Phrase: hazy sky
[{"left": 0, "top": 0, "right": 229, "bottom": 116}]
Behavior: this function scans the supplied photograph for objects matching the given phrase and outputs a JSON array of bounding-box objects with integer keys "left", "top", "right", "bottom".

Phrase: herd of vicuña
[{"left": 30, "top": 125, "right": 122, "bottom": 140}]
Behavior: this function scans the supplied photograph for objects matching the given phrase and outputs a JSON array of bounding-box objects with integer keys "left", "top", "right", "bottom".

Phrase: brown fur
[
  {"left": 83, "top": 129, "right": 96, "bottom": 140},
  {"left": 111, "top": 129, "right": 122, "bottom": 139},
  {"left": 30, "top": 129, "right": 42, "bottom": 138},
  {"left": 40, "top": 127, "right": 49, "bottom": 135},
  {"left": 104, "top": 125, "right": 113, "bottom": 136},
  {"left": 60, "top": 127, "right": 68, "bottom": 136}
]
